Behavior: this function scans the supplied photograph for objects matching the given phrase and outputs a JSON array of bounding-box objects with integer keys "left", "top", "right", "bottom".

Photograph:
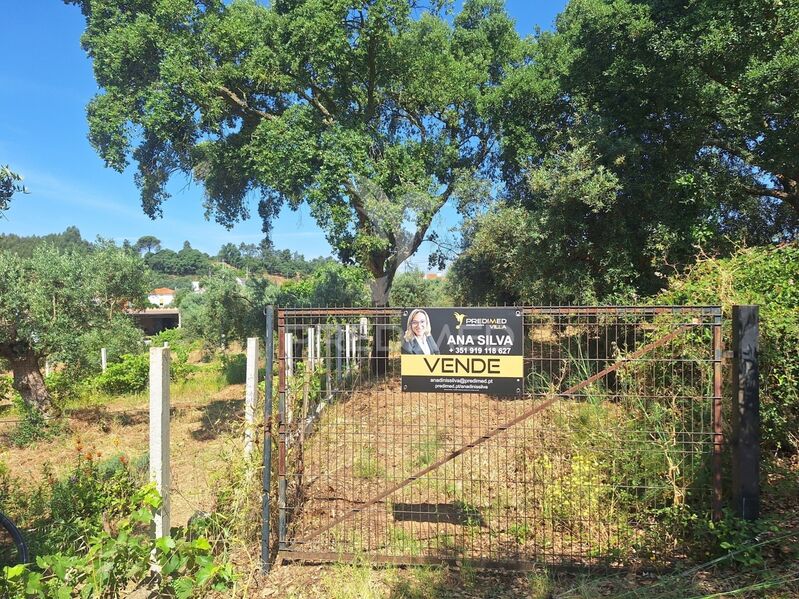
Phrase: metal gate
[{"left": 274, "top": 306, "right": 722, "bottom": 568}]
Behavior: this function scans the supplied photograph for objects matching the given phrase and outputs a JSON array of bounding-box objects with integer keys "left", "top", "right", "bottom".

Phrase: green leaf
[
  {"left": 194, "top": 563, "right": 218, "bottom": 587},
  {"left": 3, "top": 564, "right": 25, "bottom": 580},
  {"left": 156, "top": 536, "right": 177, "bottom": 554},
  {"left": 172, "top": 576, "right": 195, "bottom": 599},
  {"left": 191, "top": 537, "right": 212, "bottom": 552},
  {"left": 25, "top": 571, "right": 43, "bottom": 594}
]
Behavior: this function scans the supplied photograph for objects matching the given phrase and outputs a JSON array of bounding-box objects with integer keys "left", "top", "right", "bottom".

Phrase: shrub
[
  {"left": 150, "top": 327, "right": 186, "bottom": 347},
  {"left": 95, "top": 347, "right": 197, "bottom": 395},
  {"left": 95, "top": 353, "right": 149, "bottom": 394},
  {"left": 71, "top": 315, "right": 146, "bottom": 376},
  {"left": 220, "top": 353, "right": 246, "bottom": 385},
  {"left": 9, "top": 394, "right": 67, "bottom": 448},
  {"left": 1, "top": 484, "right": 235, "bottom": 598},
  {"left": 655, "top": 243, "right": 799, "bottom": 451}
]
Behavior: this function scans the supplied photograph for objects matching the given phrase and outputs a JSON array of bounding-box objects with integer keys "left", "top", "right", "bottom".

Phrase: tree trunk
[
  {"left": 0, "top": 346, "right": 54, "bottom": 416},
  {"left": 369, "top": 273, "right": 394, "bottom": 376}
]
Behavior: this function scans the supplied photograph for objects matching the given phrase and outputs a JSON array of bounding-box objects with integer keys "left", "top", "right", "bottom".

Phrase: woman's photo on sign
[{"left": 401, "top": 308, "right": 440, "bottom": 355}]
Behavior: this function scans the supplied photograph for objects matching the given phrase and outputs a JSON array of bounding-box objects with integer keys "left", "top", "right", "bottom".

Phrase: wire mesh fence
[{"left": 276, "top": 306, "right": 723, "bottom": 568}]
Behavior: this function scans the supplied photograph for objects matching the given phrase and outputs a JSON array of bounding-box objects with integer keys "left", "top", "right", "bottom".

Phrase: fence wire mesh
[{"left": 276, "top": 306, "right": 722, "bottom": 568}]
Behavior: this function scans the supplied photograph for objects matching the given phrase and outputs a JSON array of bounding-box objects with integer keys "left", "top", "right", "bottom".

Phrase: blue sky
[{"left": 0, "top": 1, "right": 566, "bottom": 267}]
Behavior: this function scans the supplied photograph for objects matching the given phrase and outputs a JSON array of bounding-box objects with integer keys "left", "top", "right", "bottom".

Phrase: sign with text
[{"left": 400, "top": 307, "right": 524, "bottom": 396}]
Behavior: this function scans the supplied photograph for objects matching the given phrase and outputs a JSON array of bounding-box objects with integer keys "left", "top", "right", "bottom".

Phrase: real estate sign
[{"left": 400, "top": 307, "right": 524, "bottom": 396}]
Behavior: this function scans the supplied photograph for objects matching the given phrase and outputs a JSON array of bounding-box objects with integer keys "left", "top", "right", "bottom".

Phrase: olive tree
[{"left": 0, "top": 244, "right": 149, "bottom": 414}]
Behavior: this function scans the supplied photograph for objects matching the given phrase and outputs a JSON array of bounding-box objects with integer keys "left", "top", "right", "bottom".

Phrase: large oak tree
[{"left": 66, "top": 0, "right": 521, "bottom": 307}]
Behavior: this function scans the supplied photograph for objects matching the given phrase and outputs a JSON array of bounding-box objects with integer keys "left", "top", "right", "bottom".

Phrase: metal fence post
[
  {"left": 731, "top": 305, "right": 760, "bottom": 520},
  {"left": 261, "top": 307, "right": 274, "bottom": 572},
  {"left": 712, "top": 308, "right": 723, "bottom": 520},
  {"left": 277, "top": 310, "right": 288, "bottom": 550},
  {"left": 149, "top": 346, "right": 170, "bottom": 538}
]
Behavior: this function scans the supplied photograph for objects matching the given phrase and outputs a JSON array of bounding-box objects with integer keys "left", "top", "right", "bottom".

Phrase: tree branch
[{"left": 216, "top": 85, "right": 276, "bottom": 121}]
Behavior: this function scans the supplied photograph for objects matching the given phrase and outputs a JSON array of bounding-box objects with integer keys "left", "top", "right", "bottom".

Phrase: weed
[
  {"left": 508, "top": 522, "right": 532, "bottom": 544},
  {"left": 413, "top": 431, "right": 444, "bottom": 468},
  {"left": 387, "top": 526, "right": 423, "bottom": 556},
  {"left": 354, "top": 446, "right": 383, "bottom": 479},
  {"left": 321, "top": 559, "right": 392, "bottom": 599},
  {"left": 9, "top": 395, "right": 68, "bottom": 448}
]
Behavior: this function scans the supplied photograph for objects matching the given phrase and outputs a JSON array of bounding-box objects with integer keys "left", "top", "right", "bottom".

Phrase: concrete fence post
[
  {"left": 731, "top": 305, "right": 760, "bottom": 520},
  {"left": 101, "top": 348, "right": 108, "bottom": 372},
  {"left": 307, "top": 327, "right": 315, "bottom": 370},
  {"left": 286, "top": 333, "right": 294, "bottom": 378},
  {"left": 345, "top": 323, "right": 351, "bottom": 370},
  {"left": 245, "top": 337, "right": 259, "bottom": 459},
  {"left": 149, "top": 346, "right": 171, "bottom": 537},
  {"left": 336, "top": 326, "right": 343, "bottom": 383}
]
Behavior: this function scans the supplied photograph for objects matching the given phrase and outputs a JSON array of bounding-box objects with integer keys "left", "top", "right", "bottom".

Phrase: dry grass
[{"left": 0, "top": 371, "right": 248, "bottom": 527}]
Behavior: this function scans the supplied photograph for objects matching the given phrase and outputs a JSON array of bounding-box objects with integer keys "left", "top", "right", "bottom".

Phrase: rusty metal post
[
  {"left": 731, "top": 305, "right": 760, "bottom": 520},
  {"left": 712, "top": 308, "right": 723, "bottom": 520},
  {"left": 261, "top": 307, "right": 274, "bottom": 572},
  {"left": 277, "top": 310, "right": 288, "bottom": 548}
]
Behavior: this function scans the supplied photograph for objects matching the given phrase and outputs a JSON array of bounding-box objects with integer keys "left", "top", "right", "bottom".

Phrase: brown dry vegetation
[{"left": 0, "top": 378, "right": 247, "bottom": 527}]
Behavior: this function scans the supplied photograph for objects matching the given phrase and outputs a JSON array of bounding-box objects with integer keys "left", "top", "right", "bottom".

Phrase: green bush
[
  {"left": 1, "top": 484, "right": 235, "bottom": 598},
  {"left": 71, "top": 315, "right": 146, "bottom": 376},
  {"left": 656, "top": 243, "right": 799, "bottom": 451},
  {"left": 220, "top": 353, "right": 246, "bottom": 385},
  {"left": 95, "top": 347, "right": 197, "bottom": 395},
  {"left": 9, "top": 395, "right": 67, "bottom": 448},
  {"left": 95, "top": 353, "right": 150, "bottom": 394},
  {"left": 0, "top": 374, "right": 14, "bottom": 403},
  {"left": 150, "top": 327, "right": 186, "bottom": 347}
]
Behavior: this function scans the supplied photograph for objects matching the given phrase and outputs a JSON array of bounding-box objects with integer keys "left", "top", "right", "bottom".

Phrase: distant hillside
[{"left": 0, "top": 226, "right": 91, "bottom": 257}]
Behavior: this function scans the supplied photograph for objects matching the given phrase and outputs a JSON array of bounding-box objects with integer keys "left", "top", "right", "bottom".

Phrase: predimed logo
[{"left": 464, "top": 318, "right": 508, "bottom": 326}]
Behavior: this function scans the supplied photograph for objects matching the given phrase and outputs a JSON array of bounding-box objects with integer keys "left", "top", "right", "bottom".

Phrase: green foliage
[
  {"left": 145, "top": 242, "right": 212, "bottom": 275},
  {"left": 270, "top": 262, "right": 370, "bottom": 307},
  {"left": 67, "top": 0, "right": 523, "bottom": 302},
  {"left": 95, "top": 353, "right": 150, "bottom": 394},
  {"left": 539, "top": 453, "right": 606, "bottom": 528},
  {"left": 389, "top": 270, "right": 450, "bottom": 307},
  {"left": 707, "top": 511, "right": 780, "bottom": 569},
  {"left": 220, "top": 353, "right": 246, "bottom": 385},
  {"left": 0, "top": 374, "right": 15, "bottom": 402},
  {"left": 1, "top": 482, "right": 234, "bottom": 598},
  {"left": 95, "top": 345, "right": 196, "bottom": 395},
  {"left": 149, "top": 327, "right": 187, "bottom": 347},
  {"left": 453, "top": 0, "right": 799, "bottom": 305},
  {"left": 8, "top": 394, "right": 67, "bottom": 448},
  {"left": 72, "top": 316, "right": 146, "bottom": 376},
  {"left": 0, "top": 165, "right": 28, "bottom": 211},
  {"left": 133, "top": 235, "right": 161, "bottom": 255},
  {"left": 354, "top": 446, "right": 382, "bottom": 480},
  {"left": 0, "top": 227, "right": 91, "bottom": 259},
  {"left": 0, "top": 243, "right": 149, "bottom": 412},
  {"left": 656, "top": 243, "right": 799, "bottom": 450},
  {"left": 180, "top": 267, "right": 262, "bottom": 348}
]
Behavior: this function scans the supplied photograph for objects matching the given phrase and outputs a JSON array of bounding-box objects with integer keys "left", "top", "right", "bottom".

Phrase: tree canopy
[
  {"left": 133, "top": 235, "right": 161, "bottom": 255},
  {"left": 0, "top": 244, "right": 149, "bottom": 413},
  {"left": 453, "top": 0, "right": 799, "bottom": 304},
  {"left": 66, "top": 0, "right": 522, "bottom": 304}
]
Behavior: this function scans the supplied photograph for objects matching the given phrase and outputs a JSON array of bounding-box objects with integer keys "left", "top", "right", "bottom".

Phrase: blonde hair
[{"left": 404, "top": 308, "right": 431, "bottom": 342}]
